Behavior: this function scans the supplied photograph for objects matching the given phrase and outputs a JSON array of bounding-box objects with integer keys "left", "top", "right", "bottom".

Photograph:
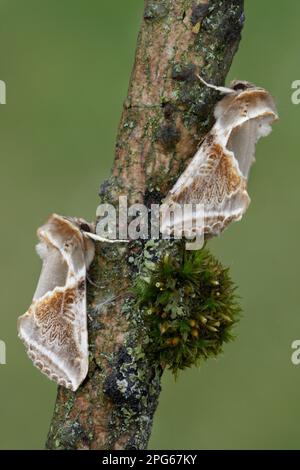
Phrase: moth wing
[
  {"left": 18, "top": 214, "right": 90, "bottom": 391},
  {"left": 162, "top": 87, "right": 278, "bottom": 237},
  {"left": 162, "top": 134, "right": 246, "bottom": 237}
]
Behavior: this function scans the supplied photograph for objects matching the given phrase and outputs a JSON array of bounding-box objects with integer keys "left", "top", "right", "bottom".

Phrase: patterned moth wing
[
  {"left": 17, "top": 214, "right": 95, "bottom": 391},
  {"left": 161, "top": 81, "right": 278, "bottom": 237}
]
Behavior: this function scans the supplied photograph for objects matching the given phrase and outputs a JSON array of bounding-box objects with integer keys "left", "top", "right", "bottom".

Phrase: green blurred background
[{"left": 0, "top": 0, "right": 299, "bottom": 449}]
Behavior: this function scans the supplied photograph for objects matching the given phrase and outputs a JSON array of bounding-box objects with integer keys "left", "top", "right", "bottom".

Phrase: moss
[{"left": 134, "top": 241, "right": 241, "bottom": 374}]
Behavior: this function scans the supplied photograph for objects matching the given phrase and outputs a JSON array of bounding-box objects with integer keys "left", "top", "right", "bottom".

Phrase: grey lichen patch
[
  {"left": 46, "top": 0, "right": 245, "bottom": 451},
  {"left": 63, "top": 391, "right": 75, "bottom": 417},
  {"left": 144, "top": 113, "right": 163, "bottom": 143},
  {"left": 166, "top": 0, "right": 244, "bottom": 130},
  {"left": 210, "top": 1, "right": 244, "bottom": 45},
  {"left": 194, "top": 0, "right": 244, "bottom": 70},
  {"left": 132, "top": 240, "right": 241, "bottom": 374},
  {"left": 156, "top": 123, "right": 181, "bottom": 151},
  {"left": 52, "top": 420, "right": 89, "bottom": 450},
  {"left": 104, "top": 345, "right": 158, "bottom": 412},
  {"left": 167, "top": 70, "right": 214, "bottom": 133},
  {"left": 98, "top": 176, "right": 124, "bottom": 205},
  {"left": 162, "top": 101, "right": 177, "bottom": 120},
  {"left": 47, "top": 390, "right": 91, "bottom": 451},
  {"left": 123, "top": 119, "right": 137, "bottom": 132},
  {"left": 180, "top": 82, "right": 216, "bottom": 129},
  {"left": 190, "top": 2, "right": 209, "bottom": 26},
  {"left": 144, "top": 187, "right": 163, "bottom": 207},
  {"left": 103, "top": 338, "right": 162, "bottom": 449},
  {"left": 97, "top": 240, "right": 175, "bottom": 449},
  {"left": 144, "top": 1, "right": 169, "bottom": 22}
]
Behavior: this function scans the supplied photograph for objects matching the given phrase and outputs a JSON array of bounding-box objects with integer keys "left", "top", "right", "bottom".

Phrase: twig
[{"left": 46, "top": 0, "right": 244, "bottom": 450}]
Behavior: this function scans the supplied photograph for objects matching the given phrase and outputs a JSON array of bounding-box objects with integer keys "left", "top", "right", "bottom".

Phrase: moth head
[
  {"left": 59, "top": 215, "right": 95, "bottom": 234},
  {"left": 229, "top": 80, "right": 256, "bottom": 92}
]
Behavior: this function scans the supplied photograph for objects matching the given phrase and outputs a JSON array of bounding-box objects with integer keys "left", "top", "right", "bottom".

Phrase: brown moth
[
  {"left": 17, "top": 213, "right": 123, "bottom": 391},
  {"left": 161, "top": 79, "right": 278, "bottom": 238}
]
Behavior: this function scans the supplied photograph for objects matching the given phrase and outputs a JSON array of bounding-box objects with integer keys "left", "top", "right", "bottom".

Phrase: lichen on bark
[{"left": 46, "top": 0, "right": 244, "bottom": 450}]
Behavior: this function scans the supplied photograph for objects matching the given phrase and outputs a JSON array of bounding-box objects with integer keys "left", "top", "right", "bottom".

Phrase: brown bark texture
[{"left": 46, "top": 0, "right": 244, "bottom": 450}]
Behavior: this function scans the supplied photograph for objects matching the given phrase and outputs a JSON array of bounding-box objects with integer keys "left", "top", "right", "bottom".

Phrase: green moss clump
[{"left": 135, "top": 245, "right": 241, "bottom": 374}]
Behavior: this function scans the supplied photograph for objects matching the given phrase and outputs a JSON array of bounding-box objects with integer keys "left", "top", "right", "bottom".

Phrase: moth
[
  {"left": 17, "top": 213, "right": 123, "bottom": 391},
  {"left": 161, "top": 78, "right": 278, "bottom": 237}
]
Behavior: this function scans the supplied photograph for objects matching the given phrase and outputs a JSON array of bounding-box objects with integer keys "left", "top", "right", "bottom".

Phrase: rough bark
[{"left": 46, "top": 0, "right": 244, "bottom": 450}]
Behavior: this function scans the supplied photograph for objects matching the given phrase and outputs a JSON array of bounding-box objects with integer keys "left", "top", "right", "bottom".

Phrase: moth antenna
[
  {"left": 86, "top": 272, "right": 102, "bottom": 288},
  {"left": 197, "top": 75, "right": 235, "bottom": 95},
  {"left": 84, "top": 231, "right": 129, "bottom": 243}
]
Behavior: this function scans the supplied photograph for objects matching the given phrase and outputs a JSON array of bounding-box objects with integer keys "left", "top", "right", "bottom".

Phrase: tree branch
[{"left": 46, "top": 0, "right": 244, "bottom": 450}]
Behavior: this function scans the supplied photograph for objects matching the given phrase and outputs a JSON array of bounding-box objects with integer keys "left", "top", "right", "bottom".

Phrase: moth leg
[{"left": 84, "top": 231, "right": 129, "bottom": 243}]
